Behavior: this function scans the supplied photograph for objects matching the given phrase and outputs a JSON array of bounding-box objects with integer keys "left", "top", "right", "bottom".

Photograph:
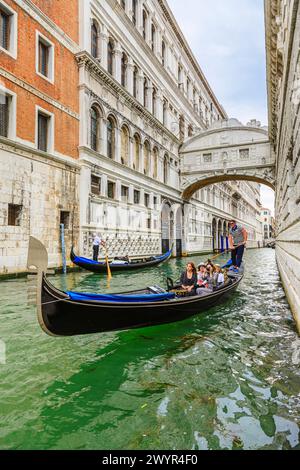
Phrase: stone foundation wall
[{"left": 0, "top": 146, "right": 80, "bottom": 274}]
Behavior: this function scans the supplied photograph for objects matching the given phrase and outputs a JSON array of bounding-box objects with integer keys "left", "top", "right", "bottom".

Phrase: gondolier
[
  {"left": 228, "top": 220, "right": 248, "bottom": 273},
  {"left": 92, "top": 233, "right": 105, "bottom": 261}
]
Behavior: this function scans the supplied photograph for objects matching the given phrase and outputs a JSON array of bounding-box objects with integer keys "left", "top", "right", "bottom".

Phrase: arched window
[
  {"left": 152, "top": 87, "right": 157, "bottom": 117},
  {"left": 107, "top": 116, "right": 115, "bottom": 159},
  {"left": 151, "top": 23, "right": 156, "bottom": 52},
  {"left": 142, "top": 10, "right": 148, "bottom": 40},
  {"left": 144, "top": 140, "right": 150, "bottom": 175},
  {"left": 121, "top": 52, "right": 128, "bottom": 88},
  {"left": 163, "top": 155, "right": 169, "bottom": 184},
  {"left": 121, "top": 125, "right": 129, "bottom": 166},
  {"left": 162, "top": 40, "right": 166, "bottom": 67},
  {"left": 133, "top": 66, "right": 138, "bottom": 98},
  {"left": 153, "top": 147, "right": 158, "bottom": 180},
  {"left": 143, "top": 77, "right": 148, "bottom": 108},
  {"left": 90, "top": 106, "right": 100, "bottom": 151},
  {"left": 107, "top": 38, "right": 114, "bottom": 75},
  {"left": 133, "top": 134, "right": 140, "bottom": 171},
  {"left": 91, "top": 21, "right": 99, "bottom": 58}
]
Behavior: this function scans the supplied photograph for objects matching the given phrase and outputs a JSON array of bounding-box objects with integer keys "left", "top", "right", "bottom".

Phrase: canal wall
[{"left": 265, "top": 0, "right": 300, "bottom": 332}]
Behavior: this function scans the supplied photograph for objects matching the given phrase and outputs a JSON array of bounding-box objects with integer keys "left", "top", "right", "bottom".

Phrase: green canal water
[{"left": 0, "top": 248, "right": 299, "bottom": 450}]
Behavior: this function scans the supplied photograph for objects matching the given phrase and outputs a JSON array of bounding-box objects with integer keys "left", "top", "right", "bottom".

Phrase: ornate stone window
[
  {"left": 91, "top": 20, "right": 99, "bottom": 58},
  {"left": 144, "top": 140, "right": 150, "bottom": 175},
  {"left": 90, "top": 106, "right": 100, "bottom": 151},
  {"left": 133, "top": 66, "right": 138, "bottom": 98},
  {"left": 121, "top": 125, "right": 129, "bottom": 165},
  {"left": 142, "top": 9, "right": 148, "bottom": 40},
  {"left": 121, "top": 52, "right": 128, "bottom": 88},
  {"left": 133, "top": 133, "right": 140, "bottom": 170},
  {"left": 107, "top": 38, "right": 114, "bottom": 75},
  {"left": 163, "top": 99, "right": 168, "bottom": 126},
  {"left": 162, "top": 40, "right": 166, "bottom": 67},
  {"left": 152, "top": 87, "right": 157, "bottom": 117},
  {"left": 153, "top": 147, "right": 158, "bottom": 180},
  {"left": 107, "top": 116, "right": 115, "bottom": 159},
  {"left": 163, "top": 154, "right": 169, "bottom": 184},
  {"left": 151, "top": 23, "right": 156, "bottom": 52},
  {"left": 143, "top": 77, "right": 148, "bottom": 108}
]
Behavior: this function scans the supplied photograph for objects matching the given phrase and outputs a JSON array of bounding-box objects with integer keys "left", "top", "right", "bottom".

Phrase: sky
[{"left": 167, "top": 0, "right": 275, "bottom": 213}]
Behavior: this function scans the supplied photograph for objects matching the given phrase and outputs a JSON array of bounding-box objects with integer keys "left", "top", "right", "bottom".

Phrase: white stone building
[
  {"left": 261, "top": 208, "right": 274, "bottom": 241},
  {"left": 76, "top": 0, "right": 263, "bottom": 260},
  {"left": 265, "top": 0, "right": 300, "bottom": 331}
]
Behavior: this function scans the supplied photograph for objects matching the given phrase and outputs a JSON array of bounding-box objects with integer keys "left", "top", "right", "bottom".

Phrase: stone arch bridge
[{"left": 180, "top": 119, "right": 275, "bottom": 200}]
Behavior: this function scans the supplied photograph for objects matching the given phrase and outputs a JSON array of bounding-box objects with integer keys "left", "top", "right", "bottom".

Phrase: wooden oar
[
  {"left": 210, "top": 249, "right": 231, "bottom": 261},
  {"left": 103, "top": 244, "right": 112, "bottom": 287}
]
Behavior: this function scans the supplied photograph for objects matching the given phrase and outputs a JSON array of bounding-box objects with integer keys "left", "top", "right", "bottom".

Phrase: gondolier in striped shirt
[
  {"left": 228, "top": 220, "right": 248, "bottom": 273},
  {"left": 92, "top": 233, "right": 105, "bottom": 261}
]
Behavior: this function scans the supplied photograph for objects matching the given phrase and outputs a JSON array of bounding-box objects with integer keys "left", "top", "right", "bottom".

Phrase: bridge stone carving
[{"left": 180, "top": 119, "right": 276, "bottom": 200}]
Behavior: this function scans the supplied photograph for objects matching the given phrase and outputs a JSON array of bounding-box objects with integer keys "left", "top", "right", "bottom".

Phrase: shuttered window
[
  {"left": 0, "top": 9, "right": 10, "bottom": 50},
  {"left": 38, "top": 113, "right": 49, "bottom": 152},
  {"left": 0, "top": 93, "right": 8, "bottom": 137},
  {"left": 39, "top": 40, "right": 49, "bottom": 77}
]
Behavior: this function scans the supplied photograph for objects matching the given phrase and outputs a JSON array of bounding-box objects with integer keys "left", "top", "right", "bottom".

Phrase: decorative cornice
[
  {"left": 0, "top": 67, "right": 80, "bottom": 120},
  {"left": 0, "top": 136, "right": 80, "bottom": 170},
  {"left": 76, "top": 51, "right": 180, "bottom": 144},
  {"left": 14, "top": 0, "right": 80, "bottom": 53}
]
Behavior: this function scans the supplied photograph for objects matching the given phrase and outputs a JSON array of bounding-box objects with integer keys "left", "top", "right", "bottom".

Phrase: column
[
  {"left": 114, "top": 42, "right": 122, "bottom": 83},
  {"left": 101, "top": 174, "right": 108, "bottom": 197},
  {"left": 139, "top": 142, "right": 144, "bottom": 174},
  {"left": 100, "top": 118, "right": 108, "bottom": 157},
  {"left": 79, "top": 0, "right": 91, "bottom": 51},
  {"left": 127, "top": 56, "right": 134, "bottom": 95},
  {"left": 128, "top": 136, "right": 134, "bottom": 168},
  {"left": 100, "top": 26, "right": 108, "bottom": 70},
  {"left": 156, "top": 88, "right": 163, "bottom": 122},
  {"left": 115, "top": 127, "right": 121, "bottom": 164},
  {"left": 147, "top": 81, "right": 153, "bottom": 114},
  {"left": 137, "top": 70, "right": 144, "bottom": 105}
]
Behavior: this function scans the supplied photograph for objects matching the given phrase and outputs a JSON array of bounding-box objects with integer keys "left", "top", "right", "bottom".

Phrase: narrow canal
[{"left": 0, "top": 248, "right": 299, "bottom": 450}]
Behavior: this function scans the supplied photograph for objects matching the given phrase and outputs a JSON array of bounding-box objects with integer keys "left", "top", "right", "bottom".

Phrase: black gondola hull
[
  {"left": 41, "top": 275, "right": 242, "bottom": 336},
  {"left": 70, "top": 248, "right": 172, "bottom": 273}
]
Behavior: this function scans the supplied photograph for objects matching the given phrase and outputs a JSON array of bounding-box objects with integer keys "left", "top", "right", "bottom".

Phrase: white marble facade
[
  {"left": 265, "top": 0, "right": 300, "bottom": 331},
  {"left": 77, "top": 0, "right": 263, "bottom": 259}
]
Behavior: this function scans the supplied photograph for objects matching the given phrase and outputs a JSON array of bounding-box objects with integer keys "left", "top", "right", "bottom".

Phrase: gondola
[
  {"left": 28, "top": 237, "right": 244, "bottom": 337},
  {"left": 70, "top": 246, "right": 172, "bottom": 273}
]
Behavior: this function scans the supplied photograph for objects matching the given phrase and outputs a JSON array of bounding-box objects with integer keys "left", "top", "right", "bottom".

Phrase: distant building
[{"left": 261, "top": 208, "right": 274, "bottom": 240}]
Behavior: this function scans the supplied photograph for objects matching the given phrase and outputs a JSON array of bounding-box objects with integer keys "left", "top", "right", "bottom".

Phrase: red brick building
[{"left": 0, "top": 0, "right": 80, "bottom": 273}]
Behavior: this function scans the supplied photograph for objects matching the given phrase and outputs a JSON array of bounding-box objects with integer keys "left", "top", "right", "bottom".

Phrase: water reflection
[{"left": 0, "top": 249, "right": 299, "bottom": 450}]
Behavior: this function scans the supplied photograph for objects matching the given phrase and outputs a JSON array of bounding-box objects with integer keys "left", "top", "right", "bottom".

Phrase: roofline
[{"left": 158, "top": 0, "right": 228, "bottom": 119}]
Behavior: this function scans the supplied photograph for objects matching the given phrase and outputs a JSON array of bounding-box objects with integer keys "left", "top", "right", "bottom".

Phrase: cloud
[{"left": 167, "top": 0, "right": 267, "bottom": 124}]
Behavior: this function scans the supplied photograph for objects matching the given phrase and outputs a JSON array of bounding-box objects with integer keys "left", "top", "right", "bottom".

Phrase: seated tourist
[
  {"left": 197, "top": 263, "right": 208, "bottom": 288},
  {"left": 180, "top": 262, "right": 197, "bottom": 295},
  {"left": 213, "top": 264, "right": 225, "bottom": 288}
]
